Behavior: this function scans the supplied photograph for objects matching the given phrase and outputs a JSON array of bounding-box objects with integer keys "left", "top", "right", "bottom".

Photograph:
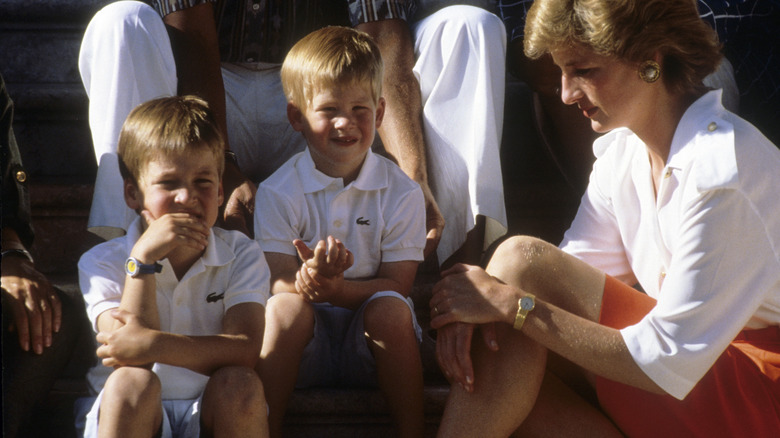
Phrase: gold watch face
[
  {"left": 125, "top": 258, "right": 139, "bottom": 276},
  {"left": 520, "top": 296, "right": 535, "bottom": 311}
]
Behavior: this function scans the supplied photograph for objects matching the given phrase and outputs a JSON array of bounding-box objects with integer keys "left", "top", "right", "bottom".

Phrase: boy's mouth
[{"left": 332, "top": 136, "right": 358, "bottom": 146}]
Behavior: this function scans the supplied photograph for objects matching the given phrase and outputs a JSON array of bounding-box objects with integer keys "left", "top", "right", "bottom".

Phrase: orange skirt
[{"left": 596, "top": 275, "right": 780, "bottom": 437}]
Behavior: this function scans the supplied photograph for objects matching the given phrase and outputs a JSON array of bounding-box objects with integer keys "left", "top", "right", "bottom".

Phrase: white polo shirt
[
  {"left": 79, "top": 217, "right": 271, "bottom": 400},
  {"left": 255, "top": 148, "right": 425, "bottom": 280},
  {"left": 561, "top": 90, "right": 780, "bottom": 400}
]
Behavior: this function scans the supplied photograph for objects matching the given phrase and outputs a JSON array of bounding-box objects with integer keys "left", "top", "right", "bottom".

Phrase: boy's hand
[
  {"left": 132, "top": 211, "right": 209, "bottom": 263},
  {"left": 295, "top": 264, "right": 345, "bottom": 304},
  {"left": 96, "top": 309, "right": 156, "bottom": 368},
  {"left": 293, "top": 236, "right": 353, "bottom": 278}
]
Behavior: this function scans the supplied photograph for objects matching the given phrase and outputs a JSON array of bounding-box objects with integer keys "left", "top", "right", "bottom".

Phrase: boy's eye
[{"left": 575, "top": 68, "right": 593, "bottom": 77}]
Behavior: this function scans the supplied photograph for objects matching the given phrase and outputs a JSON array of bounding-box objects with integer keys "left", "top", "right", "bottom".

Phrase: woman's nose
[{"left": 560, "top": 75, "right": 582, "bottom": 105}]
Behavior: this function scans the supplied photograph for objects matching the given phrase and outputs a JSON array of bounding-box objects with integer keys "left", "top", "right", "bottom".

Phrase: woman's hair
[
  {"left": 117, "top": 95, "right": 225, "bottom": 182},
  {"left": 281, "top": 26, "right": 384, "bottom": 109},
  {"left": 524, "top": 0, "right": 722, "bottom": 95}
]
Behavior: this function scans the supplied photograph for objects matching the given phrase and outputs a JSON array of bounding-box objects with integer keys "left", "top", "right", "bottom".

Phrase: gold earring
[{"left": 638, "top": 60, "right": 661, "bottom": 83}]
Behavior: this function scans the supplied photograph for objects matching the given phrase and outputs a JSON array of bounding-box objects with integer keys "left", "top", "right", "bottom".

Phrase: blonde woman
[{"left": 429, "top": 0, "right": 780, "bottom": 436}]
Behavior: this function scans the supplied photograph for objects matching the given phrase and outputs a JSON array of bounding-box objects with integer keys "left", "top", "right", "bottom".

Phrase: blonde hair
[
  {"left": 281, "top": 26, "right": 384, "bottom": 109},
  {"left": 117, "top": 95, "right": 225, "bottom": 182},
  {"left": 524, "top": 0, "right": 721, "bottom": 95}
]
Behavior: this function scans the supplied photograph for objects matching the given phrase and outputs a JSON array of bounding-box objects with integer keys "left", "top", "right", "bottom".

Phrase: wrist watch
[
  {"left": 125, "top": 257, "right": 163, "bottom": 278},
  {"left": 513, "top": 294, "right": 536, "bottom": 331}
]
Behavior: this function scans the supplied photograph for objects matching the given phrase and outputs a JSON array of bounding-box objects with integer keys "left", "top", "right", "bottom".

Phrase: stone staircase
[{"left": 1, "top": 1, "right": 583, "bottom": 436}]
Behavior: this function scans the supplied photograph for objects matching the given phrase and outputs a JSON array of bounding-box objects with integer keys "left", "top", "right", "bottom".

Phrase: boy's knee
[
  {"left": 102, "top": 367, "right": 161, "bottom": 406},
  {"left": 266, "top": 293, "right": 313, "bottom": 326},
  {"left": 363, "top": 296, "right": 414, "bottom": 338},
  {"left": 206, "top": 366, "right": 266, "bottom": 414}
]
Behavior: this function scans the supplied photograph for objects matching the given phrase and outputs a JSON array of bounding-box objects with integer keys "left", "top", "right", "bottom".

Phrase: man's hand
[
  {"left": 1, "top": 256, "right": 60, "bottom": 354},
  {"left": 96, "top": 309, "right": 156, "bottom": 368},
  {"left": 420, "top": 181, "right": 444, "bottom": 259},
  {"left": 133, "top": 211, "right": 209, "bottom": 263},
  {"left": 220, "top": 159, "right": 256, "bottom": 236}
]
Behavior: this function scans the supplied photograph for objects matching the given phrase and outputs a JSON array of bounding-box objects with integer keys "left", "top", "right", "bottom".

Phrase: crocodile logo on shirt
[
  {"left": 356, "top": 216, "right": 370, "bottom": 226},
  {"left": 206, "top": 291, "right": 225, "bottom": 303}
]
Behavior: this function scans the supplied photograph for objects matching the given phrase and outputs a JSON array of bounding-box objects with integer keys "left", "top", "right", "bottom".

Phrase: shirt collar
[{"left": 297, "top": 148, "right": 388, "bottom": 194}]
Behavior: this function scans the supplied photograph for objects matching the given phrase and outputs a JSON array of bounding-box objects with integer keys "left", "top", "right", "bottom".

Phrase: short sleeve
[
  {"left": 254, "top": 184, "right": 300, "bottom": 257},
  {"left": 380, "top": 181, "right": 426, "bottom": 263}
]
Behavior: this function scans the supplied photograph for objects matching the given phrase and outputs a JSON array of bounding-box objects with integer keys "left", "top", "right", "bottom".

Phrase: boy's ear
[
  {"left": 287, "top": 102, "right": 305, "bottom": 132},
  {"left": 124, "top": 178, "right": 142, "bottom": 211},
  {"left": 375, "top": 97, "right": 386, "bottom": 129}
]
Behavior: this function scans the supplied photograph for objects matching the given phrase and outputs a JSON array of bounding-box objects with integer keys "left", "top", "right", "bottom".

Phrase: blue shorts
[{"left": 295, "top": 291, "right": 422, "bottom": 388}]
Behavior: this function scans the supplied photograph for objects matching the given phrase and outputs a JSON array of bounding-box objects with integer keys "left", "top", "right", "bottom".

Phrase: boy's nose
[
  {"left": 174, "top": 187, "right": 195, "bottom": 204},
  {"left": 334, "top": 115, "right": 353, "bottom": 129}
]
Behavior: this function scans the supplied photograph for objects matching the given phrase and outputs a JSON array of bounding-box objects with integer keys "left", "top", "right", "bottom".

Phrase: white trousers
[{"left": 79, "top": 1, "right": 508, "bottom": 262}]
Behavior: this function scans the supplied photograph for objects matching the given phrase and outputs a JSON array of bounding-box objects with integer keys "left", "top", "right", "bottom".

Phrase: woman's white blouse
[{"left": 560, "top": 90, "right": 780, "bottom": 400}]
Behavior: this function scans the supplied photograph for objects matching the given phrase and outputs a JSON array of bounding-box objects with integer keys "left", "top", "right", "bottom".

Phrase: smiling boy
[
  {"left": 254, "top": 27, "right": 427, "bottom": 437},
  {"left": 77, "top": 96, "right": 270, "bottom": 438}
]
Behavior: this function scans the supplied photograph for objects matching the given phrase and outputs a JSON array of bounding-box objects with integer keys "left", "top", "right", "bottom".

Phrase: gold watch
[{"left": 513, "top": 294, "right": 536, "bottom": 331}]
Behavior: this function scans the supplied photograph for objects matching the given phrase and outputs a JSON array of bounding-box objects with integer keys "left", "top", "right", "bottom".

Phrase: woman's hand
[{"left": 429, "top": 263, "right": 519, "bottom": 329}]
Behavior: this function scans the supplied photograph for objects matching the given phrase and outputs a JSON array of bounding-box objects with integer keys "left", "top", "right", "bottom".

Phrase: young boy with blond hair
[
  {"left": 254, "top": 26, "right": 427, "bottom": 437},
  {"left": 77, "top": 95, "right": 270, "bottom": 438}
]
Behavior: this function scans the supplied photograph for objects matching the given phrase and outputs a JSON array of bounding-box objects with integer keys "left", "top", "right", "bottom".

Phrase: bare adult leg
[{"left": 437, "top": 236, "right": 622, "bottom": 437}]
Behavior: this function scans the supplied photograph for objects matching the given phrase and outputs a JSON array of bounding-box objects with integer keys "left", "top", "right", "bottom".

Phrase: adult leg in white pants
[
  {"left": 79, "top": 1, "right": 177, "bottom": 238},
  {"left": 413, "top": 6, "right": 508, "bottom": 265}
]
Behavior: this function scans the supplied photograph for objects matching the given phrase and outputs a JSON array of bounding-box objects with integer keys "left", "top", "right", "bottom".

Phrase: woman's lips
[{"left": 582, "top": 106, "right": 598, "bottom": 118}]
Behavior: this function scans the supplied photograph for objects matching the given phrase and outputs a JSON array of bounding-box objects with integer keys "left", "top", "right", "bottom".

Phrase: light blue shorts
[
  {"left": 295, "top": 291, "right": 422, "bottom": 388},
  {"left": 76, "top": 390, "right": 202, "bottom": 438}
]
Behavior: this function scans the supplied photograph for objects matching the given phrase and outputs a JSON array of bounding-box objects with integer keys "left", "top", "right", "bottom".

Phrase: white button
[
  {"left": 708, "top": 122, "right": 717, "bottom": 132},
  {"left": 252, "top": 3, "right": 260, "bottom": 10}
]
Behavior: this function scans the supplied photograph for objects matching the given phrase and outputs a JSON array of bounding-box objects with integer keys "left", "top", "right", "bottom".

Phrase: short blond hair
[
  {"left": 281, "top": 26, "right": 384, "bottom": 109},
  {"left": 524, "top": 0, "right": 722, "bottom": 95},
  {"left": 117, "top": 95, "right": 225, "bottom": 183}
]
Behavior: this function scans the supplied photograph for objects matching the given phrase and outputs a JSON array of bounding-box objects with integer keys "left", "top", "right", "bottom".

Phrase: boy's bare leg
[
  {"left": 200, "top": 366, "right": 268, "bottom": 438},
  {"left": 98, "top": 367, "right": 164, "bottom": 438},
  {"left": 364, "top": 296, "right": 426, "bottom": 438},
  {"left": 258, "top": 293, "right": 315, "bottom": 438}
]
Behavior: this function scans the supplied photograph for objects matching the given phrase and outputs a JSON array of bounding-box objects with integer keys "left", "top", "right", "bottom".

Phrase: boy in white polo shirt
[
  {"left": 77, "top": 96, "right": 270, "bottom": 437},
  {"left": 254, "top": 26, "right": 427, "bottom": 437}
]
